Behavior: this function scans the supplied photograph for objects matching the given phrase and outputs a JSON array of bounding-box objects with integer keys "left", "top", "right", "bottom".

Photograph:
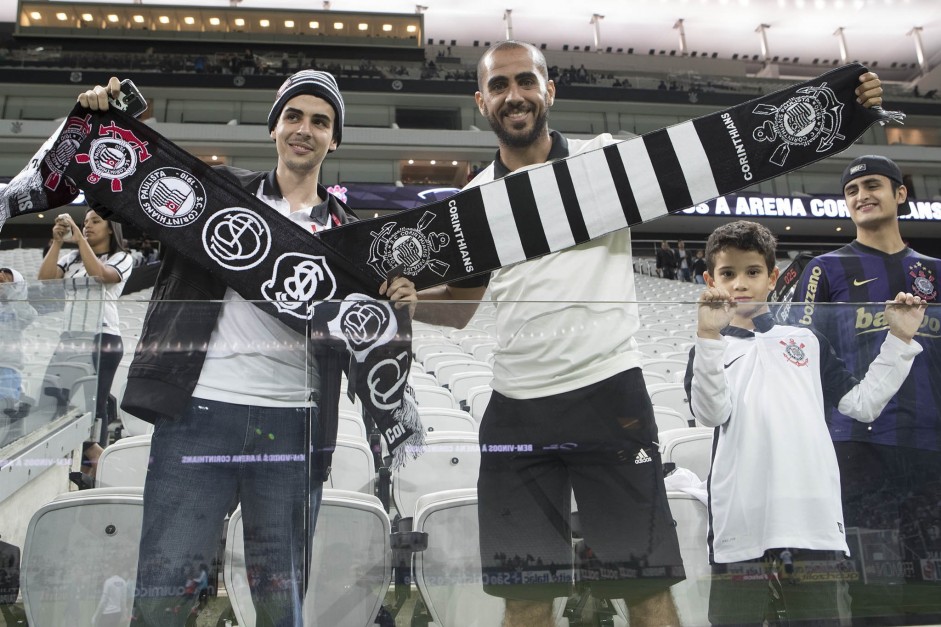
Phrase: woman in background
[{"left": 38, "top": 209, "right": 133, "bottom": 487}]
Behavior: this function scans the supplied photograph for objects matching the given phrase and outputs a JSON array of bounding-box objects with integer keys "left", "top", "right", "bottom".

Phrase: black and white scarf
[{"left": 0, "top": 63, "right": 902, "bottom": 463}]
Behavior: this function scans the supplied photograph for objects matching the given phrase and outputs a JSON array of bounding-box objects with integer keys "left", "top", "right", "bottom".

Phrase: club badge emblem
[
  {"left": 751, "top": 82, "right": 844, "bottom": 167},
  {"left": 780, "top": 338, "right": 809, "bottom": 367},
  {"left": 74, "top": 122, "right": 152, "bottom": 192},
  {"left": 909, "top": 261, "right": 937, "bottom": 302},
  {"left": 42, "top": 114, "right": 92, "bottom": 192},
  {"left": 327, "top": 294, "right": 399, "bottom": 362},
  {"left": 367, "top": 351, "right": 410, "bottom": 411},
  {"left": 261, "top": 253, "right": 337, "bottom": 319},
  {"left": 203, "top": 207, "right": 271, "bottom": 271},
  {"left": 139, "top": 168, "right": 206, "bottom": 227},
  {"left": 368, "top": 210, "right": 450, "bottom": 277}
]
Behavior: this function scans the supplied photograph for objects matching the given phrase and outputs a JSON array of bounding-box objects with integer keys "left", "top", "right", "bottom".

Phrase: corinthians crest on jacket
[{"left": 780, "top": 338, "right": 809, "bottom": 367}]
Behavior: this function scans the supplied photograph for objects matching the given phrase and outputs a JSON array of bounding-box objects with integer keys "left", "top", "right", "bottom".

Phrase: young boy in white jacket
[{"left": 684, "top": 220, "right": 926, "bottom": 626}]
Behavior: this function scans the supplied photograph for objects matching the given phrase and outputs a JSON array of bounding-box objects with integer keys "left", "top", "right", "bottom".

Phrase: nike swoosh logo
[
  {"left": 724, "top": 355, "right": 744, "bottom": 369},
  {"left": 853, "top": 278, "right": 878, "bottom": 286}
]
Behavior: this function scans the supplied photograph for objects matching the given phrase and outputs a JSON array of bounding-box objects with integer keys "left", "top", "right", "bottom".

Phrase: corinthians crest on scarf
[
  {"left": 751, "top": 81, "right": 845, "bottom": 167},
  {"left": 367, "top": 211, "right": 451, "bottom": 278}
]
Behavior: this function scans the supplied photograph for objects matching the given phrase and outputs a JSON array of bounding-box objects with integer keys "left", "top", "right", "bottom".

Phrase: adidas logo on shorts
[{"left": 634, "top": 449, "right": 652, "bottom": 465}]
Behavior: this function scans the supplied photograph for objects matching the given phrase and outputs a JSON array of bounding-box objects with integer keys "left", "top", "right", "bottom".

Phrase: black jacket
[
  {"left": 113, "top": 166, "right": 357, "bottom": 476},
  {"left": 656, "top": 247, "right": 677, "bottom": 270}
]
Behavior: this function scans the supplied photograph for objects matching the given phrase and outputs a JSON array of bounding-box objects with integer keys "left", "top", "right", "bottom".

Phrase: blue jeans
[{"left": 134, "top": 398, "right": 321, "bottom": 627}]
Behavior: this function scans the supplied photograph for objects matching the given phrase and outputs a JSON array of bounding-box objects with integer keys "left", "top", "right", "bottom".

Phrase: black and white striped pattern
[
  {"left": 478, "top": 129, "right": 719, "bottom": 268},
  {"left": 325, "top": 63, "right": 899, "bottom": 288}
]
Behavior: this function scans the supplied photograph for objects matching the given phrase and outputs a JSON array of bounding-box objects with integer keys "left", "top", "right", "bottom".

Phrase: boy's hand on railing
[
  {"left": 697, "top": 286, "right": 734, "bottom": 340},
  {"left": 885, "top": 291, "right": 927, "bottom": 343}
]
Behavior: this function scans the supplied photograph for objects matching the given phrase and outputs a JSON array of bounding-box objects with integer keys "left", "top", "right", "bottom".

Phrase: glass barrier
[
  {"left": 0, "top": 292, "right": 939, "bottom": 627},
  {"left": 0, "top": 277, "right": 104, "bottom": 452}
]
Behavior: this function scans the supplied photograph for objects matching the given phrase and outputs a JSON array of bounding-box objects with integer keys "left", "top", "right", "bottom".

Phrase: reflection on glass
[
  {"left": 2, "top": 296, "right": 940, "bottom": 625},
  {"left": 0, "top": 277, "right": 104, "bottom": 451}
]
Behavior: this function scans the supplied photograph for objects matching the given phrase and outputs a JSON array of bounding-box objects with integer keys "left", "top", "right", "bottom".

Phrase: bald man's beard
[{"left": 485, "top": 105, "right": 550, "bottom": 149}]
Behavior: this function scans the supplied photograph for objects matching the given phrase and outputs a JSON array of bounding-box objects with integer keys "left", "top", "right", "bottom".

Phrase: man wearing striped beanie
[
  {"left": 72, "top": 70, "right": 417, "bottom": 626},
  {"left": 268, "top": 68, "right": 346, "bottom": 150}
]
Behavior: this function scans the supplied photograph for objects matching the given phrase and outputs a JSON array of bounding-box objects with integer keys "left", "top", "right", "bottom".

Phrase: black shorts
[{"left": 477, "top": 368, "right": 684, "bottom": 603}]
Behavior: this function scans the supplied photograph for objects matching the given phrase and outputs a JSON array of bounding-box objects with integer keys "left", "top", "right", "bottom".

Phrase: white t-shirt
[
  {"left": 192, "top": 186, "right": 333, "bottom": 407},
  {"left": 57, "top": 249, "right": 133, "bottom": 337},
  {"left": 466, "top": 134, "right": 642, "bottom": 399}
]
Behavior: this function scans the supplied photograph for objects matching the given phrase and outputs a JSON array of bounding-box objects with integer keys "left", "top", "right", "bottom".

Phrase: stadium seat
[
  {"left": 418, "top": 407, "right": 478, "bottom": 434},
  {"left": 415, "top": 342, "right": 464, "bottom": 365},
  {"left": 653, "top": 406, "right": 689, "bottom": 432},
  {"left": 641, "top": 370, "right": 668, "bottom": 385},
  {"left": 392, "top": 432, "right": 480, "bottom": 519},
  {"left": 225, "top": 490, "right": 392, "bottom": 627},
  {"left": 40, "top": 361, "right": 95, "bottom": 415},
  {"left": 471, "top": 341, "right": 497, "bottom": 362},
  {"left": 459, "top": 335, "right": 496, "bottom": 355},
  {"left": 466, "top": 385, "right": 493, "bottom": 422},
  {"left": 339, "top": 390, "right": 363, "bottom": 414},
  {"left": 448, "top": 371, "right": 493, "bottom": 408},
  {"left": 647, "top": 382, "right": 694, "bottom": 424},
  {"left": 659, "top": 427, "right": 714, "bottom": 481},
  {"left": 96, "top": 433, "right": 152, "bottom": 488},
  {"left": 21, "top": 487, "right": 145, "bottom": 627},
  {"left": 449, "top": 328, "right": 490, "bottom": 344},
  {"left": 422, "top": 352, "right": 474, "bottom": 375},
  {"left": 667, "top": 492, "right": 711, "bottom": 627},
  {"left": 339, "top": 409, "right": 368, "bottom": 440},
  {"left": 633, "top": 329, "right": 669, "bottom": 343},
  {"left": 413, "top": 384, "right": 460, "bottom": 410},
  {"left": 642, "top": 358, "right": 688, "bottom": 382},
  {"left": 329, "top": 434, "right": 376, "bottom": 494},
  {"left": 434, "top": 359, "right": 492, "bottom": 388},
  {"left": 658, "top": 336, "right": 694, "bottom": 350},
  {"left": 412, "top": 489, "right": 571, "bottom": 627},
  {"left": 637, "top": 342, "right": 676, "bottom": 358},
  {"left": 410, "top": 371, "right": 439, "bottom": 387}
]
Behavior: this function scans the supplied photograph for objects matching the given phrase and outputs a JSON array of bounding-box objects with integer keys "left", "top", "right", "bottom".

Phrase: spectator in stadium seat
[
  {"left": 38, "top": 208, "right": 132, "bottom": 487},
  {"left": 677, "top": 240, "right": 691, "bottom": 282},
  {"left": 76, "top": 72, "right": 416, "bottom": 627},
  {"left": 791, "top": 155, "right": 941, "bottom": 623},
  {"left": 691, "top": 249, "right": 707, "bottom": 285},
  {"left": 688, "top": 219, "right": 925, "bottom": 626},
  {"left": 656, "top": 240, "right": 677, "bottom": 280},
  {"left": 0, "top": 267, "right": 36, "bottom": 408},
  {"left": 414, "top": 40, "right": 886, "bottom": 627}
]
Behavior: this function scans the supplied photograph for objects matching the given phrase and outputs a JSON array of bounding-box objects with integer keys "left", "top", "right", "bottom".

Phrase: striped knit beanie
[{"left": 267, "top": 70, "right": 345, "bottom": 146}]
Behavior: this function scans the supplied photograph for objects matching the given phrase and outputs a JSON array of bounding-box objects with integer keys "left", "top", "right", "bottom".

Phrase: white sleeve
[
  {"left": 105, "top": 251, "right": 134, "bottom": 279},
  {"left": 690, "top": 336, "right": 732, "bottom": 427},
  {"left": 837, "top": 333, "right": 923, "bottom": 423}
]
